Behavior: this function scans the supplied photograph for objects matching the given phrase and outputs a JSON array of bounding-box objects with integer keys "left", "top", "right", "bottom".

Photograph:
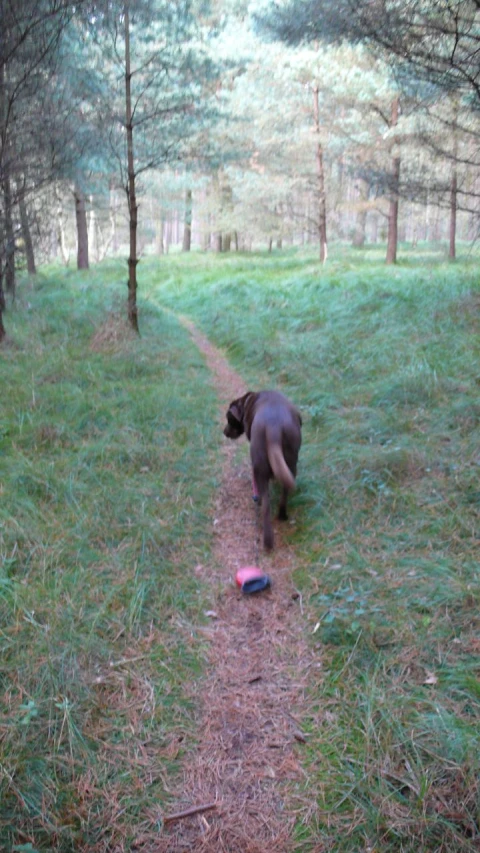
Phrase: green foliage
[
  {"left": 255, "top": 0, "right": 480, "bottom": 107},
  {"left": 210, "top": 33, "right": 398, "bottom": 249},
  {"left": 2, "top": 246, "right": 479, "bottom": 851},
  {"left": 0, "top": 263, "right": 219, "bottom": 850},
  {"left": 89, "top": 0, "right": 222, "bottom": 174},
  {"left": 150, "top": 243, "right": 480, "bottom": 851}
]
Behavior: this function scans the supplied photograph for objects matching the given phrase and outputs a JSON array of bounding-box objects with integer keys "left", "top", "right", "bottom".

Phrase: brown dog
[{"left": 223, "top": 390, "right": 302, "bottom": 550}]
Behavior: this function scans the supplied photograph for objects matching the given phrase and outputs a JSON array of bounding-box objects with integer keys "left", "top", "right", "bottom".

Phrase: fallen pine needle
[
  {"left": 293, "top": 731, "right": 308, "bottom": 743},
  {"left": 163, "top": 801, "right": 217, "bottom": 824}
]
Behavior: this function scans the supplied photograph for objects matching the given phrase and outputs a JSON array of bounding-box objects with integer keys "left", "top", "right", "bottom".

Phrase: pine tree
[
  {"left": 89, "top": 0, "right": 220, "bottom": 330},
  {"left": 0, "top": 0, "right": 77, "bottom": 339}
]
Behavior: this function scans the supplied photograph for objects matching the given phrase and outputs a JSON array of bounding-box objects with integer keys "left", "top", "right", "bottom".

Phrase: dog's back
[{"left": 250, "top": 391, "right": 302, "bottom": 487}]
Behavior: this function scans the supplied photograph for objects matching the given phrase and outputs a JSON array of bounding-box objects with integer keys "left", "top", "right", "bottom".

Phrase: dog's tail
[{"left": 267, "top": 441, "right": 295, "bottom": 491}]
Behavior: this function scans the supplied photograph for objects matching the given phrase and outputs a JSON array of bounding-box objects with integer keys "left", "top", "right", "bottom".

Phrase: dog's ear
[
  {"left": 224, "top": 400, "right": 245, "bottom": 439},
  {"left": 227, "top": 402, "right": 243, "bottom": 426}
]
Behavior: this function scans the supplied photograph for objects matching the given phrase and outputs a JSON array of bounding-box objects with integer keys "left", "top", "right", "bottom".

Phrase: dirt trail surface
[{"left": 158, "top": 320, "right": 318, "bottom": 852}]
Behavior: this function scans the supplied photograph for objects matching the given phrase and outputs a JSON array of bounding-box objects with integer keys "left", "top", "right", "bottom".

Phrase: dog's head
[
  {"left": 223, "top": 399, "right": 245, "bottom": 439},
  {"left": 223, "top": 392, "right": 258, "bottom": 440}
]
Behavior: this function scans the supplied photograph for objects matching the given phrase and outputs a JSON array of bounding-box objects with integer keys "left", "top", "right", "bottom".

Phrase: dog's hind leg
[
  {"left": 278, "top": 487, "right": 289, "bottom": 521},
  {"left": 261, "top": 489, "right": 274, "bottom": 550},
  {"left": 278, "top": 447, "right": 297, "bottom": 522},
  {"left": 254, "top": 468, "right": 274, "bottom": 549}
]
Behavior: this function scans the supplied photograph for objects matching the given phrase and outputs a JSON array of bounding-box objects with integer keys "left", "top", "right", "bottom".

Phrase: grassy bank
[
  {"left": 2, "top": 243, "right": 479, "bottom": 852},
  {"left": 1, "top": 264, "right": 219, "bottom": 851},
  {"left": 149, "top": 244, "right": 480, "bottom": 851}
]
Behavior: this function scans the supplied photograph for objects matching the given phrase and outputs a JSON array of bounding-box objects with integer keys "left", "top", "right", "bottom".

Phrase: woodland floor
[{"left": 156, "top": 319, "right": 319, "bottom": 852}]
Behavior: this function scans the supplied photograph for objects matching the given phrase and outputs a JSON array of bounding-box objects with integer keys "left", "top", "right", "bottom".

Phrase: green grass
[
  {"left": 2, "top": 243, "right": 479, "bottom": 851},
  {"left": 148, "top": 243, "right": 480, "bottom": 851},
  {"left": 0, "top": 263, "right": 219, "bottom": 851}
]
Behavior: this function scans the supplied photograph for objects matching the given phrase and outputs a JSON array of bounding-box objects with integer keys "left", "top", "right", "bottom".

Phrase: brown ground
[{"left": 157, "top": 320, "right": 318, "bottom": 852}]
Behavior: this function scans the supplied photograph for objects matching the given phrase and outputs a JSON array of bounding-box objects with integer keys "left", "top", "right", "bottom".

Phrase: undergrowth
[
  {"left": 149, "top": 243, "right": 480, "bottom": 852},
  {"left": 2, "top": 243, "right": 479, "bottom": 851},
  {"left": 0, "top": 264, "right": 219, "bottom": 851}
]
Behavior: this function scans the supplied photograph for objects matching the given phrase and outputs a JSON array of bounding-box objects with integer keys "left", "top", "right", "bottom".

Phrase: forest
[
  {"left": 1, "top": 0, "right": 480, "bottom": 336},
  {"left": 1, "top": 1, "right": 480, "bottom": 852}
]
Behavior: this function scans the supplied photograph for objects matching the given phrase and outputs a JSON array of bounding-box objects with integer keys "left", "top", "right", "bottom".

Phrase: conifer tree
[
  {"left": 0, "top": 0, "right": 79, "bottom": 340},
  {"left": 89, "top": 0, "right": 220, "bottom": 331}
]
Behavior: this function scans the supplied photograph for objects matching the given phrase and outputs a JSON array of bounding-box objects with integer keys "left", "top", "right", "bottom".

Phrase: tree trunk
[
  {"left": 109, "top": 182, "right": 119, "bottom": 252},
  {"left": 449, "top": 171, "right": 457, "bottom": 260},
  {"left": 386, "top": 159, "right": 400, "bottom": 263},
  {"left": 386, "top": 97, "right": 400, "bottom": 264},
  {"left": 219, "top": 181, "right": 233, "bottom": 252},
  {"left": 0, "top": 248, "right": 5, "bottom": 342},
  {"left": 19, "top": 191, "right": 36, "bottom": 275},
  {"left": 353, "top": 209, "right": 367, "bottom": 248},
  {"left": 312, "top": 83, "right": 327, "bottom": 263},
  {"left": 74, "top": 184, "right": 89, "bottom": 270},
  {"left": 3, "top": 174, "right": 15, "bottom": 295},
  {"left": 88, "top": 199, "right": 99, "bottom": 263},
  {"left": 124, "top": 3, "right": 139, "bottom": 333},
  {"left": 55, "top": 188, "right": 70, "bottom": 265},
  {"left": 156, "top": 214, "right": 165, "bottom": 255},
  {"left": 182, "top": 188, "right": 192, "bottom": 252},
  {"left": 352, "top": 178, "right": 368, "bottom": 247},
  {"left": 0, "top": 60, "right": 13, "bottom": 309}
]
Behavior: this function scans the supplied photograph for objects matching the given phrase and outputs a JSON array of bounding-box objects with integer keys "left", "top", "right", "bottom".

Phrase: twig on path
[{"left": 163, "top": 801, "right": 217, "bottom": 825}]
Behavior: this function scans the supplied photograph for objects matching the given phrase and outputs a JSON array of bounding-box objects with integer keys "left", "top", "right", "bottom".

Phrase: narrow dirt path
[{"left": 158, "top": 320, "right": 318, "bottom": 852}]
